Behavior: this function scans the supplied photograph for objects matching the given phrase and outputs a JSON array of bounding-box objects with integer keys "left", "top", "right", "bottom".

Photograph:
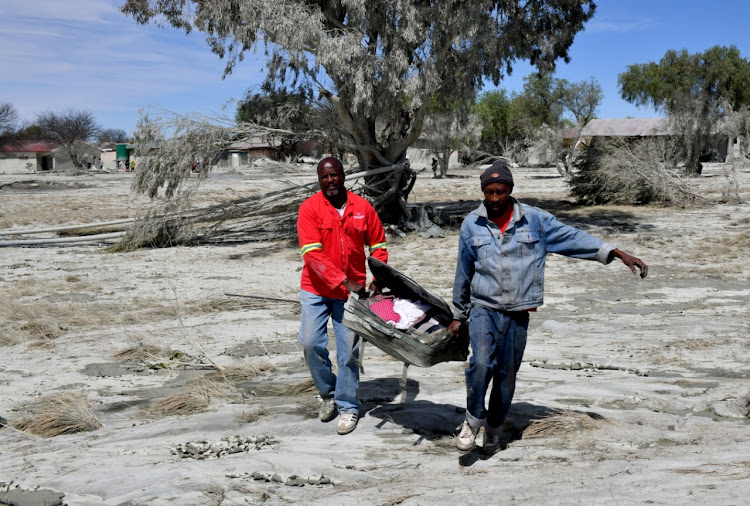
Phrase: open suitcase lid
[{"left": 368, "top": 257, "right": 453, "bottom": 319}]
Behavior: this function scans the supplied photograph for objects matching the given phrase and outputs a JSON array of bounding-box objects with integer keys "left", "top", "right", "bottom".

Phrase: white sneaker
[
  {"left": 456, "top": 420, "right": 479, "bottom": 451},
  {"left": 318, "top": 397, "right": 337, "bottom": 422},
  {"left": 336, "top": 412, "right": 359, "bottom": 435}
]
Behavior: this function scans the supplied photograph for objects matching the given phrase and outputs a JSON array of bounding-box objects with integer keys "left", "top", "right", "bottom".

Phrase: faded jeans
[
  {"left": 465, "top": 305, "right": 529, "bottom": 430},
  {"left": 298, "top": 289, "right": 360, "bottom": 414}
]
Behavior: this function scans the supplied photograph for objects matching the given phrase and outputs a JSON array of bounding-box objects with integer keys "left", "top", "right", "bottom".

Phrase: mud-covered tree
[
  {"left": 422, "top": 95, "right": 479, "bottom": 178},
  {"left": 36, "top": 109, "right": 101, "bottom": 168},
  {"left": 619, "top": 45, "right": 750, "bottom": 175},
  {"left": 122, "top": 0, "right": 597, "bottom": 212}
]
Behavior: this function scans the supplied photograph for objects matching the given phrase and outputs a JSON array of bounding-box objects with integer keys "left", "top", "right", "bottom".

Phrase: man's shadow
[
  {"left": 457, "top": 402, "right": 604, "bottom": 466},
  {"left": 359, "top": 377, "right": 466, "bottom": 440},
  {"left": 360, "top": 381, "right": 599, "bottom": 466}
]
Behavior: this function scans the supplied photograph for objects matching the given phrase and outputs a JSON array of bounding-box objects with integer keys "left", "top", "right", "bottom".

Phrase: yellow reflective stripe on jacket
[
  {"left": 300, "top": 243, "right": 323, "bottom": 256},
  {"left": 369, "top": 242, "right": 387, "bottom": 253}
]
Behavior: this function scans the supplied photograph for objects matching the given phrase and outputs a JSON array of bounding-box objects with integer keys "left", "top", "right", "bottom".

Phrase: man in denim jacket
[{"left": 448, "top": 161, "right": 648, "bottom": 452}]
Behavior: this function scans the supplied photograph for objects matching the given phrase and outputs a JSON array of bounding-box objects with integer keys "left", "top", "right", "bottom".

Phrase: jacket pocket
[
  {"left": 469, "top": 234, "right": 493, "bottom": 259},
  {"left": 515, "top": 231, "right": 539, "bottom": 254}
]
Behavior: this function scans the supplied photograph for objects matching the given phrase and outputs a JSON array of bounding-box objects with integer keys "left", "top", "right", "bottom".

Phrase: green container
[{"left": 116, "top": 144, "right": 129, "bottom": 161}]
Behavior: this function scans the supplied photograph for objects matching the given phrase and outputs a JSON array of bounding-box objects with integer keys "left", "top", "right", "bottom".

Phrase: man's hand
[
  {"left": 613, "top": 249, "right": 648, "bottom": 278},
  {"left": 447, "top": 320, "right": 461, "bottom": 335},
  {"left": 343, "top": 278, "right": 366, "bottom": 297},
  {"left": 368, "top": 281, "right": 381, "bottom": 295}
]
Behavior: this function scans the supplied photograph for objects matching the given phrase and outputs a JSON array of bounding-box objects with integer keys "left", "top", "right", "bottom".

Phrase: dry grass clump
[
  {"left": 12, "top": 392, "right": 101, "bottom": 437},
  {"left": 113, "top": 341, "right": 173, "bottom": 364},
  {"left": 0, "top": 297, "right": 70, "bottom": 344},
  {"left": 522, "top": 411, "right": 602, "bottom": 439},
  {"left": 264, "top": 378, "right": 317, "bottom": 397},
  {"left": 207, "top": 360, "right": 277, "bottom": 383},
  {"left": 141, "top": 379, "right": 234, "bottom": 418},
  {"left": 236, "top": 406, "right": 273, "bottom": 424},
  {"left": 570, "top": 137, "right": 706, "bottom": 206}
]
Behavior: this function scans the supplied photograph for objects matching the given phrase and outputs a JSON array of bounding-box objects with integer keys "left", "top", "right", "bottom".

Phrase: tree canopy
[
  {"left": 472, "top": 74, "right": 601, "bottom": 162},
  {"left": 123, "top": 0, "right": 596, "bottom": 171},
  {"left": 235, "top": 86, "right": 315, "bottom": 161},
  {"left": 619, "top": 45, "right": 750, "bottom": 113},
  {"left": 98, "top": 128, "right": 130, "bottom": 144},
  {"left": 560, "top": 76, "right": 602, "bottom": 125}
]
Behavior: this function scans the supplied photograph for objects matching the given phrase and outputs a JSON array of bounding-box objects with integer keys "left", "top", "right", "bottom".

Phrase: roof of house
[
  {"left": 0, "top": 140, "right": 56, "bottom": 153},
  {"left": 580, "top": 118, "right": 671, "bottom": 137}
]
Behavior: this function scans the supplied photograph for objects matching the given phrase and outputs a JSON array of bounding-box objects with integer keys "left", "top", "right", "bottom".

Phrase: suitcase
[{"left": 343, "top": 258, "right": 469, "bottom": 368}]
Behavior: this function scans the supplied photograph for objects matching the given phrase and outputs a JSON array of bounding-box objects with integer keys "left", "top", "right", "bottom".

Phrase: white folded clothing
[{"left": 393, "top": 298, "right": 432, "bottom": 329}]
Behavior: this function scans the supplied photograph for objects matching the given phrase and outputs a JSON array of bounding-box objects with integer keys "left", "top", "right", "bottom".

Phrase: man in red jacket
[{"left": 297, "top": 156, "right": 388, "bottom": 435}]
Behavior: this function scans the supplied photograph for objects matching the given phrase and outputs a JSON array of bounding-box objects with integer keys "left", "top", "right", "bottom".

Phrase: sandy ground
[{"left": 0, "top": 160, "right": 749, "bottom": 505}]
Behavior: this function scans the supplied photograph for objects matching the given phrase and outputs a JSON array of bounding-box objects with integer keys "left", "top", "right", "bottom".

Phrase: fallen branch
[{"left": 529, "top": 360, "right": 649, "bottom": 377}]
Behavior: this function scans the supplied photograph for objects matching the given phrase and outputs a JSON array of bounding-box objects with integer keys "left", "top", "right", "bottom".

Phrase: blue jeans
[
  {"left": 298, "top": 289, "right": 360, "bottom": 414},
  {"left": 465, "top": 305, "right": 529, "bottom": 430}
]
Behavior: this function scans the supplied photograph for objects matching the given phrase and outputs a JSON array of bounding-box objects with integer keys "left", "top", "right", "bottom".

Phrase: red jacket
[{"left": 298, "top": 191, "right": 388, "bottom": 300}]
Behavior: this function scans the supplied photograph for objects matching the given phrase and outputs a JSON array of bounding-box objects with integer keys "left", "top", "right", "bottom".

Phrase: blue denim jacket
[{"left": 453, "top": 198, "right": 615, "bottom": 318}]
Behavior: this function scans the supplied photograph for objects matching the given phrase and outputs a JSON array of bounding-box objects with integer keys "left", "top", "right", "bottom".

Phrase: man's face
[
  {"left": 318, "top": 162, "right": 346, "bottom": 198},
  {"left": 482, "top": 182, "right": 513, "bottom": 215}
]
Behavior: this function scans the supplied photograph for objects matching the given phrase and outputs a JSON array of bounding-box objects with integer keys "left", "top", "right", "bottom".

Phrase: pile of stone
[
  {"left": 171, "top": 435, "right": 277, "bottom": 459},
  {"left": 226, "top": 472, "right": 333, "bottom": 487}
]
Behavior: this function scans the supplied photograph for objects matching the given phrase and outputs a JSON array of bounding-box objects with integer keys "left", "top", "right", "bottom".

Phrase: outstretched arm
[{"left": 611, "top": 249, "right": 648, "bottom": 278}]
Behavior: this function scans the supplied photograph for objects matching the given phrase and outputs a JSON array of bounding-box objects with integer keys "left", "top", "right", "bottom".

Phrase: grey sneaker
[
  {"left": 336, "top": 412, "right": 359, "bottom": 435},
  {"left": 456, "top": 420, "right": 479, "bottom": 451},
  {"left": 318, "top": 397, "right": 337, "bottom": 422}
]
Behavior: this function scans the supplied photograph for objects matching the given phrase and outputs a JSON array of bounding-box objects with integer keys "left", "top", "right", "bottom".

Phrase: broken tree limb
[
  {"left": 0, "top": 218, "right": 136, "bottom": 237},
  {"left": 0, "top": 232, "right": 127, "bottom": 247},
  {"left": 224, "top": 293, "right": 300, "bottom": 305},
  {"left": 529, "top": 360, "right": 649, "bottom": 377},
  {"left": 113, "top": 163, "right": 409, "bottom": 250}
]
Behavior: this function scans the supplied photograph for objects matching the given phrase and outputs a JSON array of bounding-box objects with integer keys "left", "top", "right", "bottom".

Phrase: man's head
[
  {"left": 480, "top": 161, "right": 514, "bottom": 216},
  {"left": 480, "top": 160, "right": 514, "bottom": 190},
  {"left": 317, "top": 156, "right": 346, "bottom": 202}
]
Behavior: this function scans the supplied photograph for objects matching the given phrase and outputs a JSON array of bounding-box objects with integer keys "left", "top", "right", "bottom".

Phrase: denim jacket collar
[{"left": 470, "top": 197, "right": 526, "bottom": 231}]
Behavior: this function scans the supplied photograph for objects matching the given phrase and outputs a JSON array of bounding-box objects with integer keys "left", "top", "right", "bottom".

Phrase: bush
[{"left": 569, "top": 137, "right": 702, "bottom": 206}]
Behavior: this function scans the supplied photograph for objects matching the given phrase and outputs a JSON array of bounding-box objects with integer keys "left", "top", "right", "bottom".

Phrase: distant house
[
  {"left": 216, "top": 137, "right": 321, "bottom": 168},
  {"left": 0, "top": 140, "right": 56, "bottom": 172},
  {"left": 578, "top": 118, "right": 732, "bottom": 161},
  {"left": 579, "top": 118, "right": 672, "bottom": 141},
  {"left": 0, "top": 140, "right": 107, "bottom": 172}
]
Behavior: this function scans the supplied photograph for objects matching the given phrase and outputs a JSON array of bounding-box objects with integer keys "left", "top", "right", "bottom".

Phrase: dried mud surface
[{"left": 1, "top": 162, "right": 749, "bottom": 505}]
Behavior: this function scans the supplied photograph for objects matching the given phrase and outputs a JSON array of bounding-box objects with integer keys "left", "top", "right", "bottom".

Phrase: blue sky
[{"left": 2, "top": 0, "right": 749, "bottom": 135}]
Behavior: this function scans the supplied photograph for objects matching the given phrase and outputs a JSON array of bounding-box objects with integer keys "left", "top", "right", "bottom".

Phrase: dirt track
[{"left": 1, "top": 162, "right": 749, "bottom": 505}]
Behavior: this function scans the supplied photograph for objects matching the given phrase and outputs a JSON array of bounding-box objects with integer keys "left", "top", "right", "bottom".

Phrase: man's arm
[
  {"left": 449, "top": 229, "right": 474, "bottom": 333},
  {"left": 542, "top": 212, "right": 648, "bottom": 278},
  {"left": 365, "top": 203, "right": 388, "bottom": 293},
  {"left": 610, "top": 248, "right": 648, "bottom": 278}
]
